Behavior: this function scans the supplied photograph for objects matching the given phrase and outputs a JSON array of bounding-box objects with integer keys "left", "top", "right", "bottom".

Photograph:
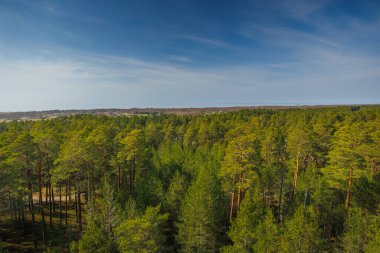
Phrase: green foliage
[
  {"left": 77, "top": 214, "right": 117, "bottom": 253},
  {"left": 1, "top": 106, "right": 380, "bottom": 252},
  {"left": 252, "top": 210, "right": 280, "bottom": 253},
  {"left": 223, "top": 190, "right": 265, "bottom": 252},
  {"left": 340, "top": 207, "right": 379, "bottom": 253},
  {"left": 281, "top": 207, "right": 322, "bottom": 253},
  {"left": 177, "top": 165, "right": 225, "bottom": 252},
  {"left": 115, "top": 205, "right": 168, "bottom": 253}
]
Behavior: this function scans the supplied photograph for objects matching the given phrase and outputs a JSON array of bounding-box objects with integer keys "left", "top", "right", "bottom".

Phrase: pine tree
[
  {"left": 281, "top": 206, "right": 322, "bottom": 253},
  {"left": 222, "top": 190, "right": 265, "bottom": 253},
  {"left": 252, "top": 210, "right": 280, "bottom": 253},
  {"left": 77, "top": 210, "right": 117, "bottom": 253},
  {"left": 340, "top": 207, "right": 378, "bottom": 253},
  {"left": 115, "top": 205, "right": 168, "bottom": 253},
  {"left": 219, "top": 132, "right": 260, "bottom": 222},
  {"left": 323, "top": 123, "right": 368, "bottom": 208},
  {"left": 177, "top": 165, "right": 225, "bottom": 252}
]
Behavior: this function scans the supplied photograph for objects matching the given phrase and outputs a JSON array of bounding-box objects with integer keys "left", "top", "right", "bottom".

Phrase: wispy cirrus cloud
[{"left": 181, "top": 35, "right": 230, "bottom": 48}]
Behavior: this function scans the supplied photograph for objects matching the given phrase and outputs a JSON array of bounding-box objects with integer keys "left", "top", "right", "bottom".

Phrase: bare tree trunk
[
  {"left": 345, "top": 168, "right": 354, "bottom": 209},
  {"left": 9, "top": 196, "right": 13, "bottom": 220},
  {"left": 41, "top": 200, "right": 46, "bottom": 243},
  {"left": 38, "top": 159, "right": 45, "bottom": 241},
  {"left": 29, "top": 181, "right": 37, "bottom": 252},
  {"left": 293, "top": 152, "right": 300, "bottom": 195},
  {"left": 278, "top": 166, "right": 284, "bottom": 224},
  {"left": 38, "top": 160, "right": 43, "bottom": 206},
  {"left": 86, "top": 170, "right": 90, "bottom": 204},
  {"left": 74, "top": 185, "right": 78, "bottom": 222},
  {"left": 59, "top": 185, "right": 63, "bottom": 226},
  {"left": 304, "top": 189, "right": 309, "bottom": 208},
  {"left": 51, "top": 183, "right": 56, "bottom": 212},
  {"left": 49, "top": 181, "right": 53, "bottom": 228},
  {"left": 68, "top": 178, "right": 72, "bottom": 203},
  {"left": 21, "top": 204, "right": 25, "bottom": 232},
  {"left": 237, "top": 174, "right": 242, "bottom": 210},
  {"left": 12, "top": 200, "right": 17, "bottom": 221},
  {"left": 45, "top": 182, "right": 49, "bottom": 205},
  {"left": 65, "top": 181, "right": 68, "bottom": 228},
  {"left": 129, "top": 162, "right": 132, "bottom": 192},
  {"left": 118, "top": 166, "right": 121, "bottom": 192},
  {"left": 18, "top": 202, "right": 21, "bottom": 224},
  {"left": 237, "top": 186, "right": 241, "bottom": 211},
  {"left": 229, "top": 175, "right": 236, "bottom": 223},
  {"left": 132, "top": 158, "right": 136, "bottom": 187},
  {"left": 78, "top": 189, "right": 82, "bottom": 232}
]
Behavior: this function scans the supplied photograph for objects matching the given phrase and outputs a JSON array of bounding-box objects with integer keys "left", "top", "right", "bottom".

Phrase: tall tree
[
  {"left": 287, "top": 125, "right": 313, "bottom": 195},
  {"left": 281, "top": 206, "right": 322, "bottom": 253},
  {"left": 115, "top": 205, "right": 168, "bottom": 253},
  {"left": 219, "top": 131, "right": 260, "bottom": 222},
  {"left": 222, "top": 189, "right": 265, "bottom": 253},
  {"left": 116, "top": 129, "right": 145, "bottom": 192},
  {"left": 323, "top": 123, "right": 368, "bottom": 208},
  {"left": 177, "top": 165, "right": 225, "bottom": 252}
]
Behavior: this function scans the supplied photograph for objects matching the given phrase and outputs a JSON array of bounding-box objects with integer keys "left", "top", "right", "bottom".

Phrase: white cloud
[{"left": 0, "top": 47, "right": 379, "bottom": 111}]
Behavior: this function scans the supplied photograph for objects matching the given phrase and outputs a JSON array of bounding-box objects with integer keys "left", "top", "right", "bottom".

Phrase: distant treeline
[{"left": 0, "top": 105, "right": 365, "bottom": 121}]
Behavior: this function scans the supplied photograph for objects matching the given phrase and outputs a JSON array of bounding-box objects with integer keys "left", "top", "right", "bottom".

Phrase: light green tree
[
  {"left": 177, "top": 165, "right": 224, "bottom": 252},
  {"left": 115, "top": 205, "right": 168, "bottom": 253}
]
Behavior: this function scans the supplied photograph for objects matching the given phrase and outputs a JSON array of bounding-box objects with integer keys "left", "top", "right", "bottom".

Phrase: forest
[{"left": 0, "top": 106, "right": 379, "bottom": 253}]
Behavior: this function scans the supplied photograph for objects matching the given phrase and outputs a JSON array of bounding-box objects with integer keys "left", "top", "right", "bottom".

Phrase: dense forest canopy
[{"left": 0, "top": 106, "right": 379, "bottom": 252}]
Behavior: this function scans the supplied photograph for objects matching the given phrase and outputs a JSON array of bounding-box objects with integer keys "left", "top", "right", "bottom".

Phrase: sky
[{"left": 0, "top": 0, "right": 379, "bottom": 111}]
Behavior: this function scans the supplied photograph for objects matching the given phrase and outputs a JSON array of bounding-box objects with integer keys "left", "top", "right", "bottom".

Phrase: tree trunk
[
  {"left": 78, "top": 189, "right": 82, "bottom": 232},
  {"left": 45, "top": 182, "right": 49, "bottom": 205},
  {"left": 278, "top": 166, "right": 284, "bottom": 224},
  {"left": 51, "top": 183, "right": 56, "bottom": 212},
  {"left": 293, "top": 152, "right": 300, "bottom": 195},
  {"left": 129, "top": 162, "right": 133, "bottom": 192},
  {"left": 345, "top": 168, "right": 354, "bottom": 209},
  {"left": 68, "top": 178, "right": 72, "bottom": 203},
  {"left": 29, "top": 181, "right": 37, "bottom": 252},
  {"left": 304, "top": 189, "right": 309, "bottom": 208},
  {"left": 118, "top": 165, "right": 121, "bottom": 192},
  {"left": 65, "top": 181, "right": 68, "bottom": 228},
  {"left": 38, "top": 160, "right": 46, "bottom": 242},
  {"left": 229, "top": 175, "right": 236, "bottom": 223},
  {"left": 132, "top": 158, "right": 136, "bottom": 184},
  {"left": 237, "top": 175, "right": 242, "bottom": 211},
  {"left": 74, "top": 185, "right": 78, "bottom": 222},
  {"left": 21, "top": 204, "right": 25, "bottom": 232},
  {"left": 38, "top": 160, "right": 43, "bottom": 206},
  {"left": 41, "top": 199, "right": 46, "bottom": 243},
  {"left": 86, "top": 170, "right": 90, "bottom": 204},
  {"left": 49, "top": 181, "right": 53, "bottom": 228},
  {"left": 59, "top": 185, "right": 63, "bottom": 226},
  {"left": 9, "top": 197, "right": 13, "bottom": 220}
]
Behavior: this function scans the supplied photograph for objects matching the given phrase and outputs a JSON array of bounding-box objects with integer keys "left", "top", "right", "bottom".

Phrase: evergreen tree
[
  {"left": 281, "top": 207, "right": 322, "bottom": 253},
  {"left": 115, "top": 205, "right": 168, "bottom": 253},
  {"left": 340, "top": 207, "right": 378, "bottom": 253},
  {"left": 252, "top": 210, "right": 280, "bottom": 253},
  {"left": 222, "top": 190, "right": 265, "bottom": 253},
  {"left": 177, "top": 165, "right": 225, "bottom": 252},
  {"left": 323, "top": 123, "right": 368, "bottom": 208}
]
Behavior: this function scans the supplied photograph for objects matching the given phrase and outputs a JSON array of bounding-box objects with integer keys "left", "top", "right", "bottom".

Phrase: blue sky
[{"left": 0, "top": 0, "right": 379, "bottom": 111}]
